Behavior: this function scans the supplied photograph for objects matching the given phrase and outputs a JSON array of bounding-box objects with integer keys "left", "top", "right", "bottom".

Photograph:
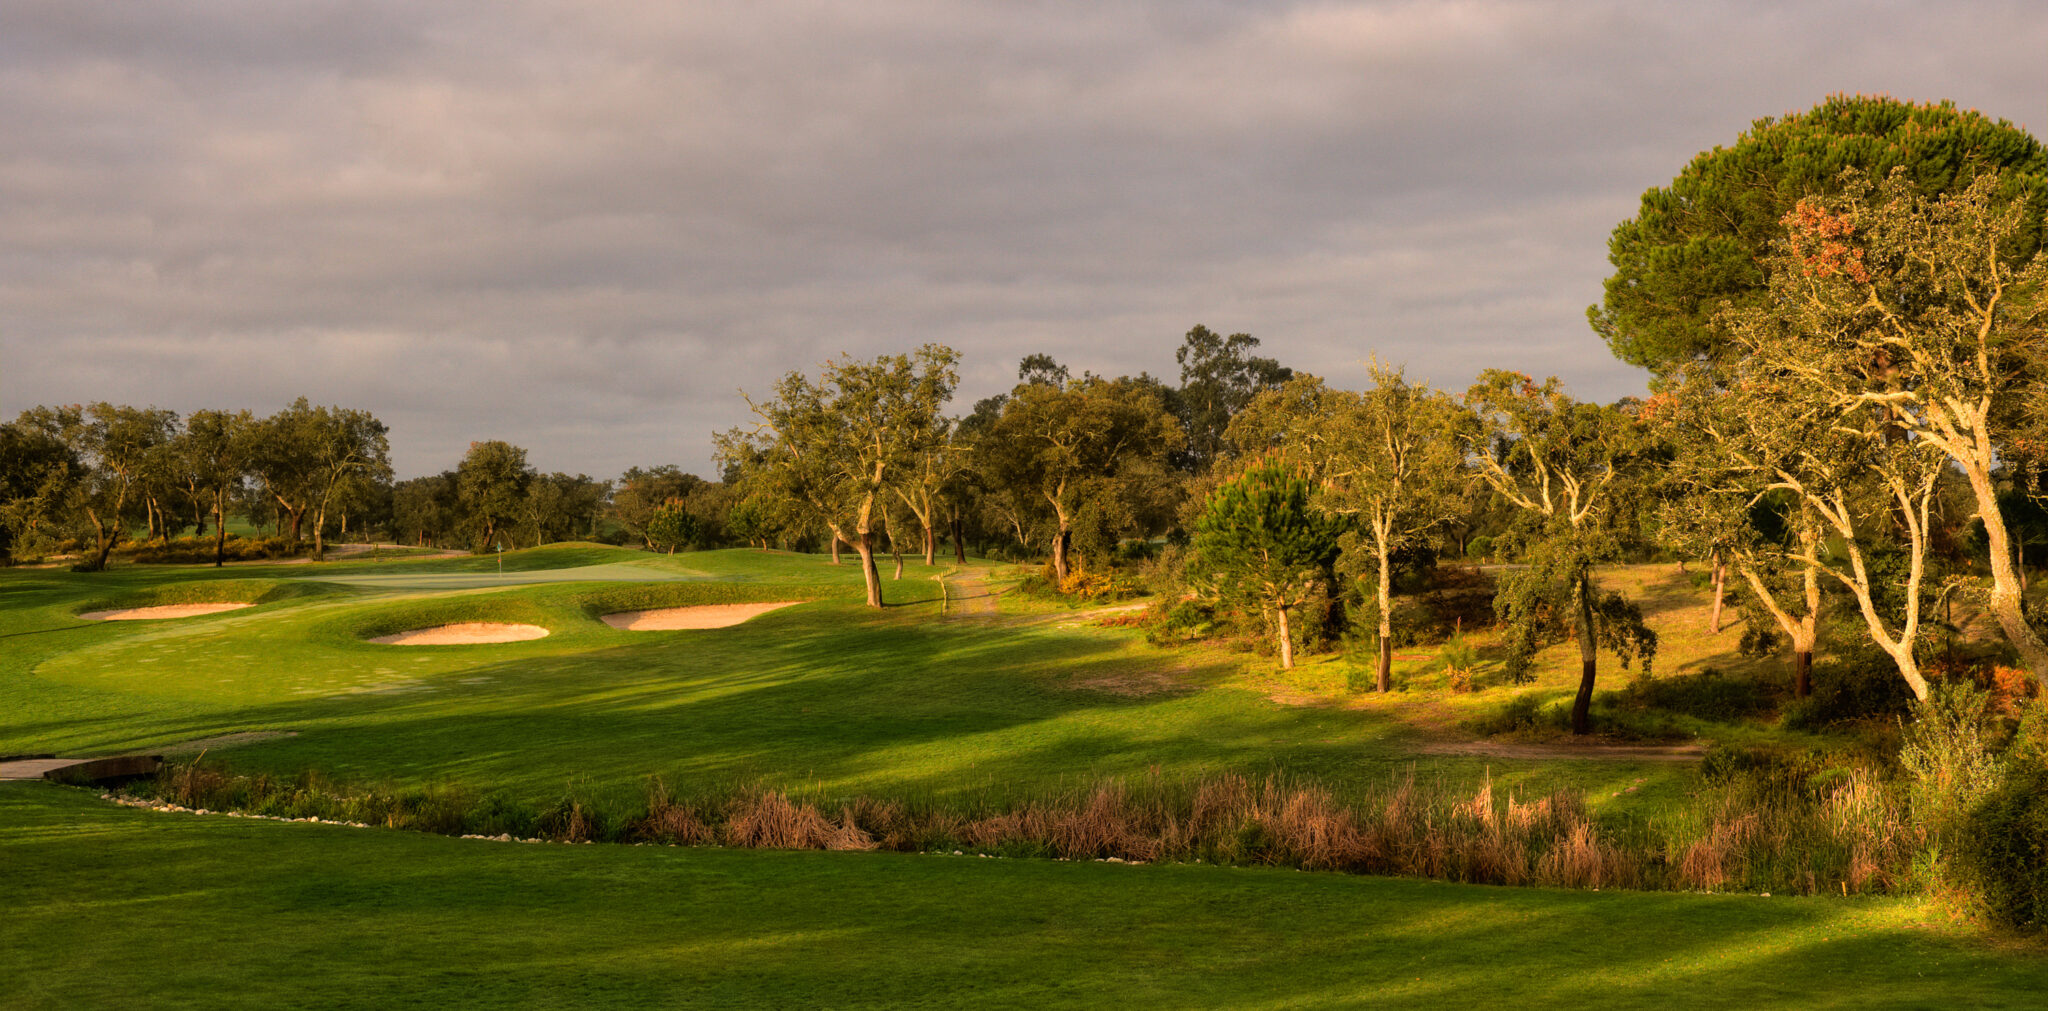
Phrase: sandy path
[
  {"left": 369, "top": 622, "right": 550, "bottom": 645},
  {"left": 78, "top": 603, "right": 254, "bottom": 621},
  {"left": 600, "top": 602, "right": 800, "bottom": 630},
  {"left": 943, "top": 573, "right": 1001, "bottom": 617}
]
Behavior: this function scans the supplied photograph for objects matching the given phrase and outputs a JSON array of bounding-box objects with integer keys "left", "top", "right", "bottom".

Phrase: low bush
[
  {"left": 123, "top": 534, "right": 300, "bottom": 565},
  {"left": 1462, "top": 693, "right": 1562, "bottom": 736},
  {"left": 1781, "top": 647, "right": 1916, "bottom": 730},
  {"left": 1952, "top": 765, "right": 2048, "bottom": 931},
  {"left": 1899, "top": 680, "right": 2005, "bottom": 844},
  {"left": 1144, "top": 600, "right": 1217, "bottom": 647},
  {"left": 1622, "top": 666, "right": 1775, "bottom": 722}
]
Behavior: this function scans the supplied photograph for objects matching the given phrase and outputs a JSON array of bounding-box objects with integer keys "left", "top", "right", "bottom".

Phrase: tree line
[
  {"left": 0, "top": 402, "right": 733, "bottom": 569},
  {"left": 719, "top": 96, "right": 2048, "bottom": 734}
]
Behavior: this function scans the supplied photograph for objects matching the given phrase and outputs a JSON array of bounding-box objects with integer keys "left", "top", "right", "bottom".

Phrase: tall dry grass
[{"left": 130, "top": 760, "right": 1920, "bottom": 895}]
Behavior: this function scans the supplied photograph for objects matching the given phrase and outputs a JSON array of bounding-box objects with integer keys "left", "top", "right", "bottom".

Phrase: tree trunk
[
  {"left": 1967, "top": 465, "right": 2048, "bottom": 689},
  {"left": 312, "top": 506, "right": 327, "bottom": 561},
  {"left": 85, "top": 507, "right": 115, "bottom": 571},
  {"left": 890, "top": 528, "right": 904, "bottom": 580},
  {"left": 830, "top": 532, "right": 843, "bottom": 565},
  {"left": 1277, "top": 607, "right": 1294, "bottom": 669},
  {"left": 855, "top": 531, "right": 883, "bottom": 607},
  {"left": 952, "top": 517, "right": 967, "bottom": 564},
  {"left": 1708, "top": 556, "right": 1726, "bottom": 634},
  {"left": 1375, "top": 545, "right": 1394, "bottom": 693},
  {"left": 1050, "top": 527, "right": 1071, "bottom": 583},
  {"left": 1794, "top": 650, "right": 1813, "bottom": 699},
  {"left": 213, "top": 489, "right": 230, "bottom": 567},
  {"left": 1571, "top": 575, "right": 1597, "bottom": 735},
  {"left": 922, "top": 522, "right": 936, "bottom": 566}
]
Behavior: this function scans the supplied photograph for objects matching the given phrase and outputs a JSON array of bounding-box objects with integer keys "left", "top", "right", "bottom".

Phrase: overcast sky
[{"left": 4, "top": 1, "right": 2042, "bottom": 478}]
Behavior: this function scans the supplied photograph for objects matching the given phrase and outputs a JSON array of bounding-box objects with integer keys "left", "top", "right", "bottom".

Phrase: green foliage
[
  {"left": 1462, "top": 693, "right": 1561, "bottom": 736},
  {"left": 1193, "top": 460, "right": 1342, "bottom": 666},
  {"left": 1174, "top": 324, "right": 1291, "bottom": 470},
  {"left": 1953, "top": 765, "right": 2048, "bottom": 931},
  {"left": 644, "top": 501, "right": 701, "bottom": 554},
  {"left": 1623, "top": 667, "right": 1774, "bottom": 722},
  {"left": 1781, "top": 648, "right": 1919, "bottom": 729},
  {"left": 456, "top": 439, "right": 533, "bottom": 551},
  {"left": 123, "top": 533, "right": 298, "bottom": 564},
  {"left": 1899, "top": 680, "right": 2005, "bottom": 840},
  {"left": 1194, "top": 461, "right": 1342, "bottom": 589},
  {"left": 1593, "top": 95, "right": 2048, "bottom": 373},
  {"left": 980, "top": 371, "right": 1184, "bottom": 578}
]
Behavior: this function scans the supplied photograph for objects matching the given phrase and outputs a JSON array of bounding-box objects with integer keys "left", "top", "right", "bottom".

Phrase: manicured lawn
[
  {"left": 5, "top": 782, "right": 2041, "bottom": 1009},
  {"left": 1, "top": 546, "right": 1665, "bottom": 812}
]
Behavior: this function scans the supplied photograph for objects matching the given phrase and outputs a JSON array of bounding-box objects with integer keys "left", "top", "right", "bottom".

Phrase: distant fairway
[{"left": 297, "top": 561, "right": 707, "bottom": 590}]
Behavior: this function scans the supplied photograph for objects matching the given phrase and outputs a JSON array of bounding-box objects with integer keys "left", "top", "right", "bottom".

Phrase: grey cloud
[{"left": 5, "top": 1, "right": 2045, "bottom": 477}]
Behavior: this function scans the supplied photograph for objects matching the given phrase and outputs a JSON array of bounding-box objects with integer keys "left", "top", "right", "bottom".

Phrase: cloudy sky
[{"left": 4, "top": 1, "right": 2042, "bottom": 478}]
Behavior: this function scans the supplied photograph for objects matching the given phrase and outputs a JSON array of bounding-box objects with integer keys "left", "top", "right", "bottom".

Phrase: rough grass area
[{"left": 5, "top": 783, "right": 2042, "bottom": 1009}]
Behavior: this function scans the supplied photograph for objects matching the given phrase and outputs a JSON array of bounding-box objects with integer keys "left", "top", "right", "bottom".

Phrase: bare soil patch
[
  {"left": 78, "top": 603, "right": 254, "bottom": 621},
  {"left": 369, "top": 622, "right": 550, "bottom": 645},
  {"left": 600, "top": 601, "right": 801, "bottom": 631},
  {"left": 1409, "top": 738, "right": 1706, "bottom": 763},
  {"left": 1072, "top": 663, "right": 1194, "bottom": 697}
]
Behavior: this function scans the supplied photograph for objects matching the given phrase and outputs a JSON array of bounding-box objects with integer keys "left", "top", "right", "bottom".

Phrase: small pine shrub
[{"left": 1439, "top": 627, "right": 1478, "bottom": 693}]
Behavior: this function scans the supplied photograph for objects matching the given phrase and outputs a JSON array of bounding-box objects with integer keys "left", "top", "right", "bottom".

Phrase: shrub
[
  {"left": 1952, "top": 765, "right": 2048, "bottom": 931},
  {"left": 1899, "top": 680, "right": 2004, "bottom": 842},
  {"left": 1439, "top": 627, "right": 1478, "bottom": 693},
  {"left": 1463, "top": 693, "right": 1562, "bottom": 736},
  {"left": 1781, "top": 647, "right": 1916, "bottom": 729},
  {"left": 1624, "top": 666, "right": 1774, "bottom": 722},
  {"left": 1145, "top": 600, "right": 1217, "bottom": 647},
  {"left": 1465, "top": 535, "right": 1493, "bottom": 561}
]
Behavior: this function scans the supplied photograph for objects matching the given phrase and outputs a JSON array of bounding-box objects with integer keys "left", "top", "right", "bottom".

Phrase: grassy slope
[
  {"left": 1, "top": 547, "right": 1664, "bottom": 811},
  {"left": 5, "top": 783, "right": 2042, "bottom": 1010}
]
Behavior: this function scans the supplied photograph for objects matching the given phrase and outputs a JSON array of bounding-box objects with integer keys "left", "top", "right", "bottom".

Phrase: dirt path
[
  {"left": 943, "top": 571, "right": 1002, "bottom": 617},
  {"left": 1408, "top": 738, "right": 1706, "bottom": 763}
]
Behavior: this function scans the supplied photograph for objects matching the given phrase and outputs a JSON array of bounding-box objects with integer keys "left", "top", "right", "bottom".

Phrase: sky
[{"left": 4, "top": 0, "right": 2043, "bottom": 479}]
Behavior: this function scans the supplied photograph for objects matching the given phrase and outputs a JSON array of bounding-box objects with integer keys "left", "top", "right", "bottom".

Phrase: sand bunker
[
  {"left": 368, "top": 622, "right": 551, "bottom": 645},
  {"left": 78, "top": 603, "right": 254, "bottom": 621},
  {"left": 600, "top": 601, "right": 801, "bottom": 631}
]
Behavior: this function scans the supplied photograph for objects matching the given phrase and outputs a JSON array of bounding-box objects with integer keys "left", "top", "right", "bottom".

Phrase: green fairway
[
  {"left": 3, "top": 545, "right": 1662, "bottom": 811},
  {"left": 5, "top": 782, "right": 2041, "bottom": 1009}
]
